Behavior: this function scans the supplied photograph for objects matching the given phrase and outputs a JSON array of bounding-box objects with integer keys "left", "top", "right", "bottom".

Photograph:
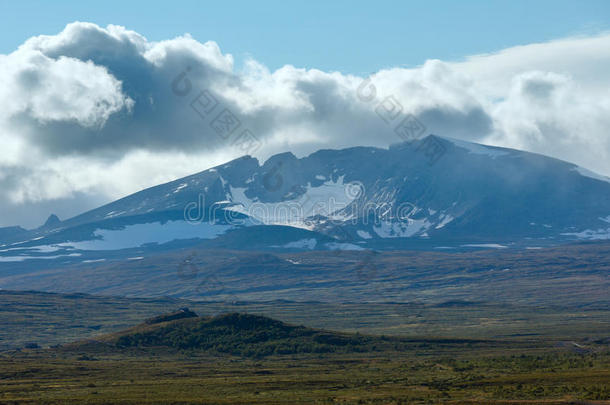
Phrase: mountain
[
  {"left": 42, "top": 214, "right": 61, "bottom": 229},
  {"left": 0, "top": 226, "right": 27, "bottom": 243},
  {"left": 2, "top": 135, "right": 610, "bottom": 263}
]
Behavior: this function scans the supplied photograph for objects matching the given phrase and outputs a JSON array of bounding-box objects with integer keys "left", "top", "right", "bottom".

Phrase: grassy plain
[{"left": 1, "top": 342, "right": 609, "bottom": 404}]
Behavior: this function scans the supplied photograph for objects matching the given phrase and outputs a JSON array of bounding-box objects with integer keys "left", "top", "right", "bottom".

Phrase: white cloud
[
  {"left": 1, "top": 22, "right": 609, "bottom": 227},
  {"left": 452, "top": 34, "right": 610, "bottom": 98}
]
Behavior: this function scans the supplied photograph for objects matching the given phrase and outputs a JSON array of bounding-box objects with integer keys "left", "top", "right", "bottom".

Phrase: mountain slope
[{"left": 3, "top": 135, "right": 610, "bottom": 260}]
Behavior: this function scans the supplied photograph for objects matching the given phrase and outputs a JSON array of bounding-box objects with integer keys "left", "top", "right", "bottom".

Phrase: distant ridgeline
[{"left": 144, "top": 308, "right": 198, "bottom": 325}]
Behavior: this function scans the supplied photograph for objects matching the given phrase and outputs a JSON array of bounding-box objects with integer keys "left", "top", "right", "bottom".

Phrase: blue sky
[{"left": 2, "top": 0, "right": 609, "bottom": 74}]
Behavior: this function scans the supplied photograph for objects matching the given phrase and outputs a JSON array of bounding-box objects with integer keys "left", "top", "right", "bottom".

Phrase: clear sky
[{"left": 2, "top": 0, "right": 609, "bottom": 74}]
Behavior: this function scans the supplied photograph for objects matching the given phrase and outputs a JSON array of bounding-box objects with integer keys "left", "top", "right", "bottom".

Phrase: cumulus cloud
[{"left": 0, "top": 22, "right": 609, "bottom": 227}]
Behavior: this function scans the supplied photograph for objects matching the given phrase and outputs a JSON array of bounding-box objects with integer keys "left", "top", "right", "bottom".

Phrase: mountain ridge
[{"left": 2, "top": 135, "right": 610, "bottom": 259}]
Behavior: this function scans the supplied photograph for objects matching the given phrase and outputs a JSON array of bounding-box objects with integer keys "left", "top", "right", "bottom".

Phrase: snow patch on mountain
[
  {"left": 325, "top": 242, "right": 364, "bottom": 251},
  {"left": 0, "top": 253, "right": 81, "bottom": 262},
  {"left": 173, "top": 183, "right": 188, "bottom": 193},
  {"left": 227, "top": 175, "right": 357, "bottom": 228},
  {"left": 62, "top": 221, "right": 233, "bottom": 251},
  {"left": 462, "top": 243, "right": 508, "bottom": 249},
  {"left": 435, "top": 214, "right": 455, "bottom": 229},
  {"left": 0, "top": 245, "right": 61, "bottom": 253},
  {"left": 357, "top": 230, "right": 372, "bottom": 239},
  {"left": 561, "top": 228, "right": 610, "bottom": 240},
  {"left": 282, "top": 238, "right": 317, "bottom": 249},
  {"left": 373, "top": 218, "right": 432, "bottom": 238}
]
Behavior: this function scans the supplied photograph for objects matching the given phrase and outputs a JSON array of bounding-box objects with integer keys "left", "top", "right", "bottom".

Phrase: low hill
[
  {"left": 67, "top": 311, "right": 495, "bottom": 357},
  {"left": 99, "top": 312, "right": 377, "bottom": 357},
  {"left": 3, "top": 290, "right": 609, "bottom": 352}
]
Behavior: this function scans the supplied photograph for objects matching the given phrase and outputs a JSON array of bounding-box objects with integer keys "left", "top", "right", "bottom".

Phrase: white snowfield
[
  {"left": 357, "top": 230, "right": 372, "bottom": 239},
  {"left": 561, "top": 228, "right": 610, "bottom": 240},
  {"left": 61, "top": 221, "right": 233, "bottom": 251},
  {"left": 373, "top": 218, "right": 432, "bottom": 238},
  {"left": 282, "top": 238, "right": 318, "bottom": 249},
  {"left": 462, "top": 243, "right": 508, "bottom": 249},
  {"left": 435, "top": 214, "right": 455, "bottom": 229},
  {"left": 226, "top": 175, "right": 358, "bottom": 229},
  {"left": 0, "top": 253, "right": 81, "bottom": 262}
]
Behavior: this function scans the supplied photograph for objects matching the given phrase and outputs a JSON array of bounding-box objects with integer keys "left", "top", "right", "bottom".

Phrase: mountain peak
[
  {"left": 42, "top": 214, "right": 61, "bottom": 229},
  {"left": 262, "top": 151, "right": 298, "bottom": 168}
]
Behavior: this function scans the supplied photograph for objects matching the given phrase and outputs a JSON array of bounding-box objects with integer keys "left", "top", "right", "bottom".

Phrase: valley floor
[
  {"left": 1, "top": 291, "right": 608, "bottom": 404},
  {"left": 2, "top": 290, "right": 610, "bottom": 351},
  {"left": 1, "top": 346, "right": 609, "bottom": 404}
]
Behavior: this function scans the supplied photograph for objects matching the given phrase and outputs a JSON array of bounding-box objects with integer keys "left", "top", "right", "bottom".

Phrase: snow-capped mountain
[{"left": 2, "top": 135, "right": 610, "bottom": 262}]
